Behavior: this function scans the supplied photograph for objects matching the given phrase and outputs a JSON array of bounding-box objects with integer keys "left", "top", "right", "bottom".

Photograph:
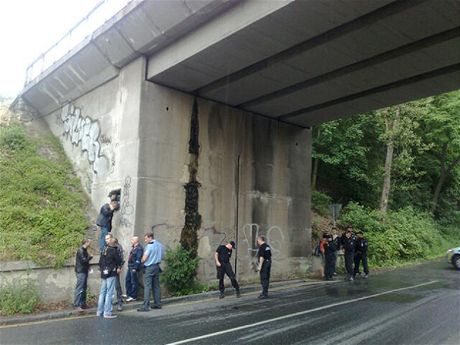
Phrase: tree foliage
[{"left": 313, "top": 90, "right": 460, "bottom": 224}]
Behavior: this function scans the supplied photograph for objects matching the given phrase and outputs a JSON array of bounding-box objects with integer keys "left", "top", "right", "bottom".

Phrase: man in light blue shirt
[{"left": 137, "top": 232, "right": 164, "bottom": 312}]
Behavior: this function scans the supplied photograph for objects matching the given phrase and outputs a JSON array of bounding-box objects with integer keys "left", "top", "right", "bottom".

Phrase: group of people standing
[
  {"left": 320, "top": 226, "right": 369, "bottom": 281},
  {"left": 74, "top": 198, "right": 274, "bottom": 319},
  {"left": 74, "top": 199, "right": 164, "bottom": 319}
]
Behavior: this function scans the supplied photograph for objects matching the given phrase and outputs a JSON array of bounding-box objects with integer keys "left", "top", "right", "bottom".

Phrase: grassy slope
[{"left": 0, "top": 123, "right": 89, "bottom": 267}]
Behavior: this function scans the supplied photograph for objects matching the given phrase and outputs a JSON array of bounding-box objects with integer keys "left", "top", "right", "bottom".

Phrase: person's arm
[
  {"left": 79, "top": 249, "right": 91, "bottom": 264},
  {"left": 132, "top": 247, "right": 141, "bottom": 271},
  {"left": 257, "top": 256, "right": 264, "bottom": 272},
  {"left": 141, "top": 246, "right": 150, "bottom": 264},
  {"left": 214, "top": 252, "right": 221, "bottom": 267}
]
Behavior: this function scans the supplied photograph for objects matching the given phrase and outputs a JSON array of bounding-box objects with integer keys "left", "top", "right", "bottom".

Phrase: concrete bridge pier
[{"left": 40, "top": 56, "right": 312, "bottom": 283}]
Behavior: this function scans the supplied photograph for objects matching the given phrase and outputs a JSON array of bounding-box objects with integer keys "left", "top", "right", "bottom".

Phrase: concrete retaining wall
[{"left": 0, "top": 259, "right": 101, "bottom": 303}]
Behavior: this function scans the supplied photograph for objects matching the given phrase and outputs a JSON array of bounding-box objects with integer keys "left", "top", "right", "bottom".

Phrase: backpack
[{"left": 313, "top": 243, "right": 321, "bottom": 257}]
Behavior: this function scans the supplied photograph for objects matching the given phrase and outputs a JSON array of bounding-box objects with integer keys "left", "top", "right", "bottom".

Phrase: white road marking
[{"left": 165, "top": 280, "right": 439, "bottom": 345}]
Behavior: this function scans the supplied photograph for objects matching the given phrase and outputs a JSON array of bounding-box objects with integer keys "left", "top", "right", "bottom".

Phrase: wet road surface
[{"left": 1, "top": 260, "right": 459, "bottom": 345}]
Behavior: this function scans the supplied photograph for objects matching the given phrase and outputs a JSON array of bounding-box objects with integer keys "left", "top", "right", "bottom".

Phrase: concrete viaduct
[{"left": 15, "top": 0, "right": 460, "bottom": 282}]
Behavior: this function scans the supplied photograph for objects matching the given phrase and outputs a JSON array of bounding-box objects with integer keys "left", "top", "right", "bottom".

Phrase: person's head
[
  {"left": 110, "top": 200, "right": 119, "bottom": 210},
  {"left": 81, "top": 238, "right": 91, "bottom": 248},
  {"left": 144, "top": 232, "right": 154, "bottom": 243},
  {"left": 346, "top": 230, "right": 352, "bottom": 238},
  {"left": 322, "top": 233, "right": 329, "bottom": 239},
  {"left": 257, "top": 235, "right": 266, "bottom": 246},
  {"left": 106, "top": 237, "right": 116, "bottom": 247},
  {"left": 326, "top": 234, "right": 333, "bottom": 242},
  {"left": 131, "top": 236, "right": 139, "bottom": 246},
  {"left": 105, "top": 233, "right": 113, "bottom": 245},
  {"left": 226, "top": 241, "right": 236, "bottom": 250},
  {"left": 357, "top": 231, "right": 364, "bottom": 239}
]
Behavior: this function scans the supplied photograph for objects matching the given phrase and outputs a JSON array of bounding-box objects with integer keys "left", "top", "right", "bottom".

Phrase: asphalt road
[{"left": 1, "top": 260, "right": 459, "bottom": 345}]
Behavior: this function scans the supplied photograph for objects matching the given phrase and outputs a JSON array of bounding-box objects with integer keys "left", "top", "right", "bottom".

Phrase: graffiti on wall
[
  {"left": 60, "top": 103, "right": 110, "bottom": 174},
  {"left": 118, "top": 176, "right": 134, "bottom": 229},
  {"left": 240, "top": 223, "right": 285, "bottom": 271}
]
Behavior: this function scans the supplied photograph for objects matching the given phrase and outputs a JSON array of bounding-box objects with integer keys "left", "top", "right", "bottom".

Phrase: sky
[{"left": 0, "top": 0, "right": 127, "bottom": 99}]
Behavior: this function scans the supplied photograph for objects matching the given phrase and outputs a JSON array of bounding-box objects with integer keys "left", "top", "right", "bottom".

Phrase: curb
[{"left": 0, "top": 279, "right": 319, "bottom": 326}]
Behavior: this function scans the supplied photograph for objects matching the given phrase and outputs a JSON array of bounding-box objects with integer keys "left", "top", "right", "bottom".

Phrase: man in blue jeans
[
  {"left": 137, "top": 232, "right": 164, "bottom": 312},
  {"left": 96, "top": 200, "right": 119, "bottom": 252},
  {"left": 97, "top": 235, "right": 122, "bottom": 319}
]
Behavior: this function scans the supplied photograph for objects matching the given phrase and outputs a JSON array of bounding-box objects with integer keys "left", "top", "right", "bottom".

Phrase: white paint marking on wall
[{"left": 165, "top": 280, "right": 439, "bottom": 345}]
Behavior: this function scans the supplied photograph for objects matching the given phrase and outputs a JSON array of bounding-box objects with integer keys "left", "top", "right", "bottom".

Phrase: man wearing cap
[{"left": 215, "top": 241, "right": 240, "bottom": 299}]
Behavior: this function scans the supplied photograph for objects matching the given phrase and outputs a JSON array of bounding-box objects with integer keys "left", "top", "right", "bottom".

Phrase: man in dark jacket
[
  {"left": 343, "top": 229, "right": 356, "bottom": 281},
  {"left": 324, "top": 234, "right": 337, "bottom": 281},
  {"left": 96, "top": 235, "right": 122, "bottom": 319},
  {"left": 214, "top": 241, "right": 240, "bottom": 299},
  {"left": 354, "top": 231, "right": 369, "bottom": 279},
  {"left": 257, "top": 235, "right": 272, "bottom": 299},
  {"left": 96, "top": 200, "right": 119, "bottom": 252},
  {"left": 126, "top": 236, "right": 143, "bottom": 302},
  {"left": 74, "top": 239, "right": 93, "bottom": 311}
]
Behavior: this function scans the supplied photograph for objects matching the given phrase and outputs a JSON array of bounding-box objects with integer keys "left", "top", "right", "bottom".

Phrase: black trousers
[
  {"left": 345, "top": 252, "right": 354, "bottom": 277},
  {"left": 217, "top": 263, "right": 239, "bottom": 292},
  {"left": 115, "top": 273, "right": 123, "bottom": 305},
  {"left": 324, "top": 255, "right": 336, "bottom": 279},
  {"left": 354, "top": 254, "right": 369, "bottom": 275},
  {"left": 260, "top": 260, "right": 271, "bottom": 296}
]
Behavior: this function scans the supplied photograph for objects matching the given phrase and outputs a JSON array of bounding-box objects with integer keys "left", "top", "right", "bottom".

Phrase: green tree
[{"left": 419, "top": 91, "right": 460, "bottom": 214}]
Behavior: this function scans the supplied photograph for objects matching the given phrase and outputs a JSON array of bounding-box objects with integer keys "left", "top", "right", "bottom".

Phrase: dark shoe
[
  {"left": 117, "top": 305, "right": 123, "bottom": 312},
  {"left": 80, "top": 304, "right": 89, "bottom": 309},
  {"left": 219, "top": 293, "right": 225, "bottom": 299},
  {"left": 150, "top": 305, "right": 162, "bottom": 309},
  {"left": 236, "top": 290, "right": 241, "bottom": 298},
  {"left": 137, "top": 308, "right": 150, "bottom": 312},
  {"left": 258, "top": 294, "right": 268, "bottom": 299}
]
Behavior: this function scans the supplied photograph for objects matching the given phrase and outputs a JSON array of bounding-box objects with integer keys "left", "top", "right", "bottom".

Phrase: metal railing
[{"left": 24, "top": 0, "right": 131, "bottom": 87}]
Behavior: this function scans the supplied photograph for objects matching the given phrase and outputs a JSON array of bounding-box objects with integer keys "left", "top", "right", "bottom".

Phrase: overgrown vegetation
[
  {"left": 162, "top": 245, "right": 212, "bottom": 296},
  {"left": 0, "top": 279, "right": 40, "bottom": 315},
  {"left": 0, "top": 123, "right": 89, "bottom": 267},
  {"left": 313, "top": 90, "right": 460, "bottom": 266},
  {"left": 340, "top": 203, "right": 459, "bottom": 267}
]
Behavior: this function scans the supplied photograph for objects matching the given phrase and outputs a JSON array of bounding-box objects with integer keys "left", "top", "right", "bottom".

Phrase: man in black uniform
[
  {"left": 354, "top": 231, "right": 369, "bottom": 279},
  {"left": 257, "top": 235, "right": 272, "bottom": 299},
  {"left": 324, "top": 234, "right": 337, "bottom": 281},
  {"left": 343, "top": 229, "right": 356, "bottom": 281},
  {"left": 215, "top": 241, "right": 240, "bottom": 299}
]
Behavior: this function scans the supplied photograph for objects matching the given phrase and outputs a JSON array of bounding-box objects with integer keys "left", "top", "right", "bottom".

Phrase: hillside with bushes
[{"left": 0, "top": 121, "right": 90, "bottom": 267}]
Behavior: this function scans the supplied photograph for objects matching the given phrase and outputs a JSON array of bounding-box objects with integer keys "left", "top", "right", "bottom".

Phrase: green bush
[
  {"left": 0, "top": 124, "right": 89, "bottom": 266},
  {"left": 162, "top": 245, "right": 200, "bottom": 296},
  {"left": 0, "top": 279, "right": 40, "bottom": 315},
  {"left": 311, "top": 191, "right": 332, "bottom": 217},
  {"left": 340, "top": 203, "right": 458, "bottom": 267}
]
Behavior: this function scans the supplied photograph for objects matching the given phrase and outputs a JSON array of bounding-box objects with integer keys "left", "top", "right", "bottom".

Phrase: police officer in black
[
  {"left": 354, "top": 231, "right": 369, "bottom": 279},
  {"left": 324, "top": 234, "right": 337, "bottom": 281},
  {"left": 256, "top": 235, "right": 272, "bottom": 299},
  {"left": 343, "top": 228, "right": 356, "bottom": 281},
  {"left": 215, "top": 241, "right": 240, "bottom": 299}
]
